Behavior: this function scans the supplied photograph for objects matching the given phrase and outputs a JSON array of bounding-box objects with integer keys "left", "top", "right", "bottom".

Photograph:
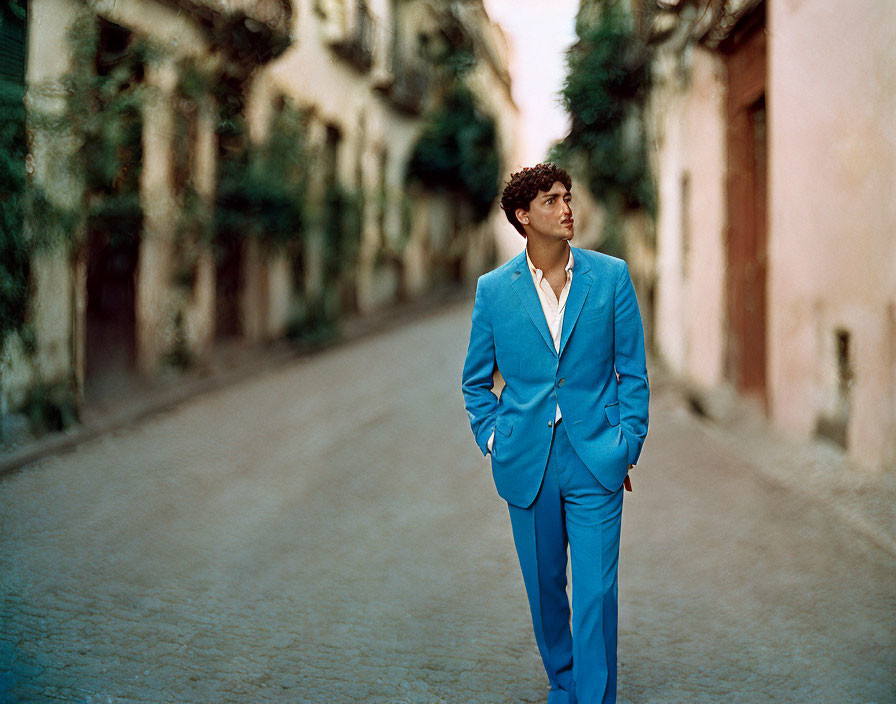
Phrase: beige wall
[
  {"left": 262, "top": 0, "right": 518, "bottom": 312},
  {"left": 264, "top": 1, "right": 418, "bottom": 315},
  {"left": 8, "top": 0, "right": 517, "bottom": 426},
  {"left": 767, "top": 0, "right": 896, "bottom": 469},
  {"left": 18, "top": 0, "right": 219, "bottom": 393},
  {"left": 10, "top": 0, "right": 84, "bottom": 402}
]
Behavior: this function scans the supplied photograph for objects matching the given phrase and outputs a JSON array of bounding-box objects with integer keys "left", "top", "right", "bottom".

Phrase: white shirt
[{"left": 488, "top": 246, "right": 574, "bottom": 452}]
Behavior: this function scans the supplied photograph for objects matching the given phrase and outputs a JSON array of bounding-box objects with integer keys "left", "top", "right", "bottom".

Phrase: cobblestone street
[{"left": 1, "top": 303, "right": 894, "bottom": 704}]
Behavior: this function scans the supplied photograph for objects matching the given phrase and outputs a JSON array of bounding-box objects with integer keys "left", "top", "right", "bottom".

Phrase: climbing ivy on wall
[
  {"left": 1, "top": 5, "right": 160, "bottom": 352},
  {"left": 0, "top": 0, "right": 31, "bottom": 349},
  {"left": 0, "top": 0, "right": 82, "bottom": 351},
  {"left": 65, "top": 12, "right": 159, "bottom": 247},
  {"left": 551, "top": 0, "right": 654, "bottom": 253},
  {"left": 215, "top": 100, "right": 309, "bottom": 250},
  {"left": 407, "top": 83, "right": 500, "bottom": 223},
  {"left": 0, "top": 77, "right": 29, "bottom": 348}
]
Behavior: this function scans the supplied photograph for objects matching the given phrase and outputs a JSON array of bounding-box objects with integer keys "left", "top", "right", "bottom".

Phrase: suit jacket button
[
  {"left": 558, "top": 378, "right": 565, "bottom": 387},
  {"left": 548, "top": 420, "right": 553, "bottom": 427}
]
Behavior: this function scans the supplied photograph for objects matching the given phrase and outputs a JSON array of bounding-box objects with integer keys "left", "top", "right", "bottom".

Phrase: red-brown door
[{"left": 724, "top": 8, "right": 768, "bottom": 408}]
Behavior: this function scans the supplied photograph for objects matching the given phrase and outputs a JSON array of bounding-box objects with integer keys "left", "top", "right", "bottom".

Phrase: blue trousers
[{"left": 507, "top": 420, "right": 624, "bottom": 704}]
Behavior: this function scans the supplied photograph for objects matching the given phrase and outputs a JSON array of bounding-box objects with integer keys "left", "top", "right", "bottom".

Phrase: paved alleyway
[{"left": 1, "top": 302, "right": 894, "bottom": 704}]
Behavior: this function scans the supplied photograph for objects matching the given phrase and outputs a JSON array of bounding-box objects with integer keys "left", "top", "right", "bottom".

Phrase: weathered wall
[
  {"left": 649, "top": 0, "right": 896, "bottom": 471},
  {"left": 649, "top": 45, "right": 727, "bottom": 387},
  {"left": 10, "top": 0, "right": 517, "bottom": 434},
  {"left": 767, "top": 0, "right": 896, "bottom": 469}
]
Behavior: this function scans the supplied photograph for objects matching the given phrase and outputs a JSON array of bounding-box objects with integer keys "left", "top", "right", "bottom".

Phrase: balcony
[
  {"left": 384, "top": 51, "right": 431, "bottom": 115},
  {"left": 156, "top": 0, "right": 294, "bottom": 66},
  {"left": 320, "top": 0, "right": 381, "bottom": 73},
  {"left": 371, "top": 25, "right": 432, "bottom": 116},
  {"left": 328, "top": 0, "right": 375, "bottom": 72},
  {"left": 204, "top": 0, "right": 291, "bottom": 31}
]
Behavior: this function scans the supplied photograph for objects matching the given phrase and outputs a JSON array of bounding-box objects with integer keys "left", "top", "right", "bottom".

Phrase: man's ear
[{"left": 515, "top": 207, "right": 530, "bottom": 226}]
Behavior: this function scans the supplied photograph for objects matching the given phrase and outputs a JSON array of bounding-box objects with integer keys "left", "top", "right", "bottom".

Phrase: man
[{"left": 461, "top": 163, "right": 649, "bottom": 704}]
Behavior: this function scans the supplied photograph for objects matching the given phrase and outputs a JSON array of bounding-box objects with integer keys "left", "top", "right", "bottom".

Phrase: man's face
[{"left": 516, "top": 181, "right": 574, "bottom": 242}]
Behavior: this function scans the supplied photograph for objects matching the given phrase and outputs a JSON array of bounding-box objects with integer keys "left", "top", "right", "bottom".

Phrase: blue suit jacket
[{"left": 461, "top": 246, "right": 649, "bottom": 508}]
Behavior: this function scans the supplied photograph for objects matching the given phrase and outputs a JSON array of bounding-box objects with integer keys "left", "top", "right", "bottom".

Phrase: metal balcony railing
[{"left": 383, "top": 48, "right": 431, "bottom": 115}]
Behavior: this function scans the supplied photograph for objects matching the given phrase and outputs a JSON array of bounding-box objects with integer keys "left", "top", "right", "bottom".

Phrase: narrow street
[{"left": 1, "top": 303, "right": 893, "bottom": 704}]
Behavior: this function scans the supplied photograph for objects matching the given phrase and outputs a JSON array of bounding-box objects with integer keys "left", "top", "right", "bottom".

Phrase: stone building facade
[
  {"left": 2, "top": 0, "right": 517, "bottom": 433},
  {"left": 645, "top": 0, "right": 896, "bottom": 471}
]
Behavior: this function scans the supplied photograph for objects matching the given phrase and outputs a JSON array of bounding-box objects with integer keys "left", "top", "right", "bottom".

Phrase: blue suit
[{"left": 461, "top": 246, "right": 649, "bottom": 703}]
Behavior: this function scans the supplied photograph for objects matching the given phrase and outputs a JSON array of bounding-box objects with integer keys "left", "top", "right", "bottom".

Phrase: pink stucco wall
[
  {"left": 767, "top": 0, "right": 896, "bottom": 469},
  {"left": 651, "top": 47, "right": 728, "bottom": 388},
  {"left": 651, "top": 0, "right": 896, "bottom": 471}
]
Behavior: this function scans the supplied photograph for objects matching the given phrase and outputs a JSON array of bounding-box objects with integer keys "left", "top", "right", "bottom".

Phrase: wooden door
[{"left": 723, "top": 6, "right": 768, "bottom": 408}]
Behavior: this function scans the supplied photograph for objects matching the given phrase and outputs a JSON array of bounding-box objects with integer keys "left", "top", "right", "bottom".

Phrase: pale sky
[{"left": 483, "top": 0, "right": 579, "bottom": 166}]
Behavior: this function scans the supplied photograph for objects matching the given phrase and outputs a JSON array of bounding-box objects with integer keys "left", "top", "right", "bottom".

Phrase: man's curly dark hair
[{"left": 500, "top": 163, "right": 572, "bottom": 236}]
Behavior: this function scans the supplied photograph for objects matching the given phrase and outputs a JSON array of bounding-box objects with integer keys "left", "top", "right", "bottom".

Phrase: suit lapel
[
  {"left": 509, "top": 252, "right": 556, "bottom": 355},
  {"left": 559, "top": 247, "right": 593, "bottom": 357}
]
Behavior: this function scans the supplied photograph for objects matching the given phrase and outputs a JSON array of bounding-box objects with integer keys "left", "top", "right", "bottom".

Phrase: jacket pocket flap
[
  {"left": 496, "top": 418, "right": 513, "bottom": 436},
  {"left": 604, "top": 402, "right": 620, "bottom": 427}
]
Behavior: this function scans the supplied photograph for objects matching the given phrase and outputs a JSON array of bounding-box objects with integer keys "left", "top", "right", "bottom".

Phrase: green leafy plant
[
  {"left": 552, "top": 0, "right": 655, "bottom": 253},
  {"left": 0, "top": 0, "right": 30, "bottom": 349},
  {"left": 60, "top": 11, "right": 161, "bottom": 247},
  {"left": 0, "top": 77, "right": 30, "bottom": 348},
  {"left": 407, "top": 84, "right": 500, "bottom": 222},
  {"left": 285, "top": 182, "right": 363, "bottom": 342},
  {"left": 214, "top": 102, "right": 308, "bottom": 251},
  {"left": 322, "top": 184, "right": 362, "bottom": 280},
  {"left": 23, "top": 380, "right": 78, "bottom": 435}
]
